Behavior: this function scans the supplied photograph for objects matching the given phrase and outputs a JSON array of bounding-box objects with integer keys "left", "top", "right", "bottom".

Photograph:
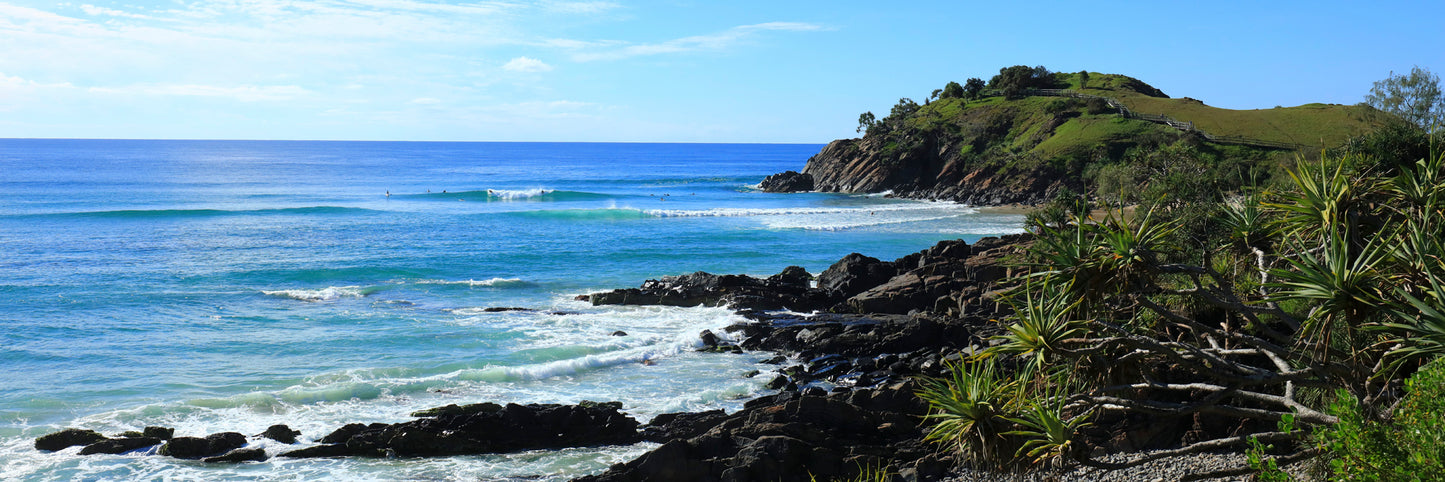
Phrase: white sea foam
[
  {"left": 416, "top": 277, "right": 531, "bottom": 288},
  {"left": 261, "top": 286, "right": 368, "bottom": 302},
  {"left": 486, "top": 188, "right": 552, "bottom": 200},
  {"left": 645, "top": 202, "right": 972, "bottom": 218},
  {"left": 644, "top": 202, "right": 981, "bottom": 231}
]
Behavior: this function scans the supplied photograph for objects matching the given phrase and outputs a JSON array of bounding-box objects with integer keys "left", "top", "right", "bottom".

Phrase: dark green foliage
[
  {"left": 857, "top": 111, "right": 876, "bottom": 134},
  {"left": 941, "top": 81, "right": 965, "bottom": 100},
  {"left": 963, "top": 78, "right": 985, "bottom": 99},
  {"left": 1084, "top": 97, "right": 1110, "bottom": 114},
  {"left": 889, "top": 98, "right": 919, "bottom": 119},
  {"left": 1334, "top": 120, "right": 1441, "bottom": 175},
  {"left": 990, "top": 65, "right": 1057, "bottom": 99},
  {"left": 1316, "top": 360, "right": 1445, "bottom": 481},
  {"left": 1077, "top": 71, "right": 1090, "bottom": 89}
]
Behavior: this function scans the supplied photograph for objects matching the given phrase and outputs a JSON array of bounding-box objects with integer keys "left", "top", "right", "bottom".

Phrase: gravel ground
[{"left": 941, "top": 450, "right": 1321, "bottom": 482}]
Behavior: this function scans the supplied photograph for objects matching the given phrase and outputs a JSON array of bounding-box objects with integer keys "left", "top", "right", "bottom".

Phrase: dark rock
[
  {"left": 611, "top": 330, "right": 628, "bottom": 336},
  {"left": 482, "top": 307, "right": 533, "bottom": 312},
  {"left": 587, "top": 267, "right": 835, "bottom": 312},
  {"left": 260, "top": 425, "right": 300, "bottom": 444},
  {"left": 278, "top": 443, "right": 352, "bottom": 458},
  {"left": 758, "top": 170, "right": 815, "bottom": 193},
  {"left": 766, "top": 266, "right": 812, "bottom": 290},
  {"left": 319, "top": 423, "right": 373, "bottom": 444},
  {"left": 78, "top": 437, "right": 161, "bottom": 455},
  {"left": 765, "top": 375, "right": 790, "bottom": 390},
  {"left": 816, "top": 253, "right": 897, "bottom": 299},
  {"left": 203, "top": 447, "right": 268, "bottom": 463},
  {"left": 641, "top": 410, "right": 728, "bottom": 443},
  {"left": 143, "top": 426, "right": 175, "bottom": 440},
  {"left": 35, "top": 428, "right": 107, "bottom": 452},
  {"left": 284, "top": 402, "right": 640, "bottom": 459},
  {"left": 698, "top": 330, "right": 720, "bottom": 348},
  {"left": 159, "top": 432, "right": 246, "bottom": 459},
  {"left": 411, "top": 402, "right": 502, "bottom": 418},
  {"left": 577, "top": 388, "right": 930, "bottom": 482}
]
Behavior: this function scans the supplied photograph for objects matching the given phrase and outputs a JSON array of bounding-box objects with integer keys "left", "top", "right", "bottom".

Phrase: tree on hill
[
  {"left": 890, "top": 98, "right": 920, "bottom": 119},
  {"left": 1078, "top": 71, "right": 1090, "bottom": 89},
  {"left": 857, "top": 111, "right": 876, "bottom": 134},
  {"left": 941, "top": 81, "right": 965, "bottom": 100},
  {"left": 1366, "top": 66, "right": 1445, "bottom": 132},
  {"left": 963, "top": 78, "right": 985, "bottom": 99},
  {"left": 990, "top": 65, "right": 1057, "bottom": 99}
]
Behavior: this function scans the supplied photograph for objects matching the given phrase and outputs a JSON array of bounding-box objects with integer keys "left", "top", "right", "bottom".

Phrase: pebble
[{"left": 941, "top": 450, "right": 1320, "bottom": 482}]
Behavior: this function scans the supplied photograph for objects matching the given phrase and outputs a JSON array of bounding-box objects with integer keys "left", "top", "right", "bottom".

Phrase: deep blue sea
[{"left": 0, "top": 139, "right": 1023, "bottom": 480}]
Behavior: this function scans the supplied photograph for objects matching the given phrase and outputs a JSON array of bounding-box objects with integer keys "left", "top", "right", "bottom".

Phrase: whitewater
[{"left": 0, "top": 140, "right": 1024, "bottom": 480}]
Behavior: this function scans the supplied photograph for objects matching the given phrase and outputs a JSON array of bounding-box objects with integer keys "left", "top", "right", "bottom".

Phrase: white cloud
[
  {"left": 79, "top": 4, "right": 152, "bottom": 20},
  {"left": 539, "top": 1, "right": 620, "bottom": 14},
  {"left": 571, "top": 22, "right": 826, "bottom": 61},
  {"left": 502, "top": 56, "right": 553, "bottom": 72},
  {"left": 88, "top": 83, "right": 311, "bottom": 102}
]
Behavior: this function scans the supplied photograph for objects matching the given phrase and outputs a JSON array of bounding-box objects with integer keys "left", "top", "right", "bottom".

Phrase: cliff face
[{"left": 802, "top": 135, "right": 1070, "bottom": 205}]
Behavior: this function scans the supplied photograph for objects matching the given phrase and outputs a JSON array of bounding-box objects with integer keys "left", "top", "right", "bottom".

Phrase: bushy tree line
[{"left": 920, "top": 118, "right": 1445, "bottom": 479}]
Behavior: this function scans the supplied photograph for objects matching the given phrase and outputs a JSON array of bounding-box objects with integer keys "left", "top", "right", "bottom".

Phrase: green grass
[
  {"left": 1030, "top": 115, "right": 1164, "bottom": 158},
  {"left": 1056, "top": 71, "right": 1381, "bottom": 147}
]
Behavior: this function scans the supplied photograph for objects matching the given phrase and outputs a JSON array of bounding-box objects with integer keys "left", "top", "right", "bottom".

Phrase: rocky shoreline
[
  {"left": 32, "top": 234, "right": 1033, "bottom": 480},
  {"left": 570, "top": 234, "right": 1032, "bottom": 480},
  {"left": 33, "top": 232, "right": 1265, "bottom": 480}
]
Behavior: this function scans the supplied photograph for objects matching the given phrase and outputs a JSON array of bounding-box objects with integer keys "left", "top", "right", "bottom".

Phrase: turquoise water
[{"left": 0, "top": 139, "right": 1024, "bottom": 480}]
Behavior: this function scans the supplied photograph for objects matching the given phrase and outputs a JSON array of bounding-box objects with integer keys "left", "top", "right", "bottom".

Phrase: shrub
[{"left": 1315, "top": 359, "right": 1445, "bottom": 481}]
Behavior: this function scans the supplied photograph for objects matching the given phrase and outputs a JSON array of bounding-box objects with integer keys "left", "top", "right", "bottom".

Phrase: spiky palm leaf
[{"left": 917, "top": 358, "right": 1016, "bottom": 468}]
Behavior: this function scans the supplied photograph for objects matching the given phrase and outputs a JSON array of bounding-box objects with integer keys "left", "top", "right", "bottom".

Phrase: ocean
[{"left": 0, "top": 139, "right": 1024, "bottom": 480}]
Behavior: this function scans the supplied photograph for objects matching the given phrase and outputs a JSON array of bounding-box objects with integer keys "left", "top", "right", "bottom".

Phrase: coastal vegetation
[
  {"left": 802, "top": 66, "right": 1381, "bottom": 206},
  {"left": 918, "top": 66, "right": 1445, "bottom": 479}
]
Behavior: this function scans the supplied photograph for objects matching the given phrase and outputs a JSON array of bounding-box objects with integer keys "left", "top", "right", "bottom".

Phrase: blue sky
[{"left": 1, "top": 1, "right": 1441, "bottom": 142}]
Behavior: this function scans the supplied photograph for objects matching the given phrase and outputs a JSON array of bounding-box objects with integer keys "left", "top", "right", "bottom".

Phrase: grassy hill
[
  {"left": 1056, "top": 72, "right": 1379, "bottom": 148},
  {"left": 796, "top": 69, "right": 1386, "bottom": 205}
]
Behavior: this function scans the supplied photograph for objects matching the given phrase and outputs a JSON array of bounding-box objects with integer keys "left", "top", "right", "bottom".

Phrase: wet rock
[
  {"left": 587, "top": 267, "right": 835, "bottom": 312},
  {"left": 79, "top": 437, "right": 161, "bottom": 455},
  {"left": 641, "top": 410, "right": 728, "bottom": 443},
  {"left": 278, "top": 443, "right": 352, "bottom": 458},
  {"left": 160, "top": 432, "right": 247, "bottom": 459},
  {"left": 283, "top": 402, "right": 640, "bottom": 459},
  {"left": 698, "top": 330, "right": 720, "bottom": 348},
  {"left": 576, "top": 386, "right": 930, "bottom": 482},
  {"left": 260, "top": 425, "right": 300, "bottom": 444},
  {"left": 203, "top": 447, "right": 268, "bottom": 463},
  {"left": 758, "top": 170, "right": 814, "bottom": 193},
  {"left": 35, "top": 428, "right": 107, "bottom": 452},
  {"left": 611, "top": 330, "right": 628, "bottom": 336},
  {"left": 143, "top": 426, "right": 175, "bottom": 440},
  {"left": 482, "top": 307, "right": 534, "bottom": 312}
]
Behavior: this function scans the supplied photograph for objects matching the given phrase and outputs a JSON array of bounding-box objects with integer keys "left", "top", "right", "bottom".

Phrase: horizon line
[{"left": 0, "top": 137, "right": 834, "bottom": 145}]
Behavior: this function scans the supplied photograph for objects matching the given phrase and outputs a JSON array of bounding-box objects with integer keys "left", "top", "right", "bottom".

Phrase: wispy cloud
[
  {"left": 569, "top": 22, "right": 826, "bottom": 62},
  {"left": 87, "top": 83, "right": 312, "bottom": 102},
  {"left": 503, "top": 56, "right": 554, "bottom": 72},
  {"left": 79, "top": 4, "right": 154, "bottom": 20}
]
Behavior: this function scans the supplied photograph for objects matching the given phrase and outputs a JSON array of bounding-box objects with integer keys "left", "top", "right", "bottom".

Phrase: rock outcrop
[
  {"left": 280, "top": 401, "right": 640, "bottom": 458},
  {"left": 757, "top": 170, "right": 814, "bottom": 193},
  {"left": 577, "top": 383, "right": 948, "bottom": 482},
  {"left": 570, "top": 235, "right": 1033, "bottom": 481},
  {"left": 800, "top": 136, "right": 1072, "bottom": 205},
  {"left": 584, "top": 266, "right": 833, "bottom": 312}
]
